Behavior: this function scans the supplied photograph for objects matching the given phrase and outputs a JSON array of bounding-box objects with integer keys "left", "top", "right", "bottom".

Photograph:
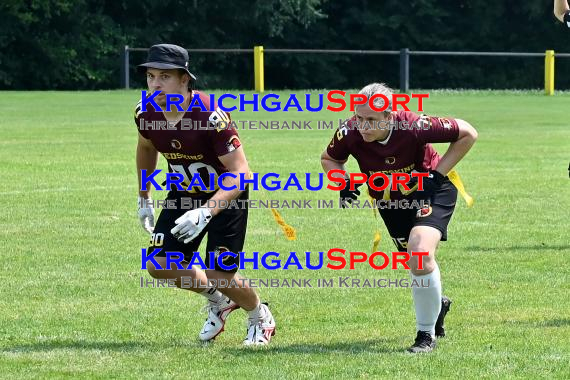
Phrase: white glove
[
  {"left": 171, "top": 207, "right": 212, "bottom": 244},
  {"left": 138, "top": 196, "right": 155, "bottom": 234}
]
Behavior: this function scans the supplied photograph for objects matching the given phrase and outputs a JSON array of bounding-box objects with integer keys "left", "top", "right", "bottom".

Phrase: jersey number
[
  {"left": 150, "top": 233, "right": 164, "bottom": 247},
  {"left": 169, "top": 163, "right": 218, "bottom": 193}
]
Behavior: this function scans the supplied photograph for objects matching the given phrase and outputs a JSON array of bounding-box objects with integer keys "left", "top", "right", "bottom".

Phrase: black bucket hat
[{"left": 138, "top": 44, "right": 197, "bottom": 80}]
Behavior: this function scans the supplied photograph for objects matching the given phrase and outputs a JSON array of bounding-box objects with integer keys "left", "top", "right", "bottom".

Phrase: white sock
[
  {"left": 247, "top": 302, "right": 264, "bottom": 320},
  {"left": 200, "top": 287, "right": 223, "bottom": 304},
  {"left": 411, "top": 263, "right": 442, "bottom": 337}
]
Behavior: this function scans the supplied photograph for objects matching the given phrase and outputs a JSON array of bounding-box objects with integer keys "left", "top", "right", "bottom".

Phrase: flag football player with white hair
[
  {"left": 134, "top": 44, "right": 275, "bottom": 346},
  {"left": 321, "top": 83, "right": 477, "bottom": 353}
]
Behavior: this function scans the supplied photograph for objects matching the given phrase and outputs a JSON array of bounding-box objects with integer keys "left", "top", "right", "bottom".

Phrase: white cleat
[
  {"left": 199, "top": 297, "right": 240, "bottom": 342},
  {"left": 243, "top": 304, "right": 276, "bottom": 346}
]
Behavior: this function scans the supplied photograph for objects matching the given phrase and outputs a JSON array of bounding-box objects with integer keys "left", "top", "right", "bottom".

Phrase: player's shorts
[
  {"left": 148, "top": 189, "right": 249, "bottom": 273},
  {"left": 378, "top": 179, "right": 457, "bottom": 251}
]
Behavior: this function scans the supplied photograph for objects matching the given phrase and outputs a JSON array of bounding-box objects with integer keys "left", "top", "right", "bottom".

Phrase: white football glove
[
  {"left": 138, "top": 196, "right": 155, "bottom": 234},
  {"left": 171, "top": 207, "right": 212, "bottom": 244}
]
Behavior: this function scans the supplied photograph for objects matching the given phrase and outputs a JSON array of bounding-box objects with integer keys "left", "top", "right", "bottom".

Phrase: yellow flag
[
  {"left": 271, "top": 208, "right": 297, "bottom": 241},
  {"left": 448, "top": 170, "right": 474, "bottom": 207},
  {"left": 251, "top": 170, "right": 298, "bottom": 240}
]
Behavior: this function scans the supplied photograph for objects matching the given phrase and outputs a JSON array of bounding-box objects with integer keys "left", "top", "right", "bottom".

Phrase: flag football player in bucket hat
[{"left": 134, "top": 44, "right": 275, "bottom": 346}]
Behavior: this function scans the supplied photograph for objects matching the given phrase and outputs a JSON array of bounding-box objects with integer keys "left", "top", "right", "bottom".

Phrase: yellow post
[
  {"left": 545, "top": 50, "right": 555, "bottom": 96},
  {"left": 254, "top": 46, "right": 264, "bottom": 92}
]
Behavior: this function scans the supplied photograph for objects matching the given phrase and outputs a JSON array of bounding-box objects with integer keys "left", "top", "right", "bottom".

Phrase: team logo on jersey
[
  {"left": 385, "top": 156, "right": 396, "bottom": 165},
  {"left": 171, "top": 139, "right": 182, "bottom": 149},
  {"left": 418, "top": 114, "right": 431, "bottom": 129},
  {"left": 225, "top": 136, "right": 242, "bottom": 153},
  {"left": 209, "top": 107, "right": 231, "bottom": 131},
  {"left": 438, "top": 118, "right": 452, "bottom": 130},
  {"left": 416, "top": 205, "right": 433, "bottom": 218},
  {"left": 337, "top": 122, "right": 349, "bottom": 141},
  {"left": 213, "top": 246, "right": 235, "bottom": 266},
  {"left": 135, "top": 100, "right": 143, "bottom": 118}
]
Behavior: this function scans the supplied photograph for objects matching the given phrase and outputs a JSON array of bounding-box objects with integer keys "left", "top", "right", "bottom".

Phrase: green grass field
[{"left": 1, "top": 90, "right": 569, "bottom": 379}]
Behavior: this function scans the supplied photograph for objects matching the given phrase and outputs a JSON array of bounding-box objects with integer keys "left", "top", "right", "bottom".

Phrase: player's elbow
[
  {"left": 320, "top": 150, "right": 328, "bottom": 164},
  {"left": 467, "top": 124, "right": 478, "bottom": 142},
  {"left": 554, "top": 0, "right": 570, "bottom": 22},
  {"left": 320, "top": 151, "right": 334, "bottom": 171},
  {"left": 457, "top": 119, "right": 478, "bottom": 143}
]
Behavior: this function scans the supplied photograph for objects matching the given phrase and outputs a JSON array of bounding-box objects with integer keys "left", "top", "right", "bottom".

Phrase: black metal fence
[{"left": 121, "top": 46, "right": 570, "bottom": 92}]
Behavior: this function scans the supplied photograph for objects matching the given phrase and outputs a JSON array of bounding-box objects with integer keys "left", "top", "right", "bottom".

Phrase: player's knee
[
  {"left": 407, "top": 242, "right": 435, "bottom": 275},
  {"left": 409, "top": 255, "right": 435, "bottom": 276},
  {"left": 147, "top": 261, "right": 164, "bottom": 279},
  {"left": 205, "top": 269, "right": 235, "bottom": 280},
  {"left": 146, "top": 257, "right": 172, "bottom": 279}
]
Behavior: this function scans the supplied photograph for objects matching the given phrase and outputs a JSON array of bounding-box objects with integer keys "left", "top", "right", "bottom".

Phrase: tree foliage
[{"left": 0, "top": 0, "right": 568, "bottom": 89}]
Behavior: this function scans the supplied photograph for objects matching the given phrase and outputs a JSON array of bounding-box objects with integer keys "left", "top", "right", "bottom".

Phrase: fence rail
[{"left": 121, "top": 45, "right": 570, "bottom": 94}]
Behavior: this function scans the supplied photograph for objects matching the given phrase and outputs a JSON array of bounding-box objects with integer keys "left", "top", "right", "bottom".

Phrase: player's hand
[
  {"left": 340, "top": 180, "right": 362, "bottom": 208},
  {"left": 138, "top": 196, "right": 155, "bottom": 234},
  {"left": 171, "top": 207, "right": 212, "bottom": 244},
  {"left": 406, "top": 170, "right": 445, "bottom": 201}
]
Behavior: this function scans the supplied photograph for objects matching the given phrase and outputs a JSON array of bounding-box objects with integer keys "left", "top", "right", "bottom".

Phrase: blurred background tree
[{"left": 0, "top": 0, "right": 568, "bottom": 90}]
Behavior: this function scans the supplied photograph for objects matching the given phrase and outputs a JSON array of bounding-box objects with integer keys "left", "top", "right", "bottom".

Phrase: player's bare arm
[
  {"left": 434, "top": 119, "right": 478, "bottom": 176},
  {"left": 321, "top": 151, "right": 362, "bottom": 205},
  {"left": 136, "top": 133, "right": 159, "bottom": 198},
  {"left": 554, "top": 0, "right": 570, "bottom": 22},
  {"left": 207, "top": 146, "right": 251, "bottom": 217},
  {"left": 136, "top": 133, "right": 159, "bottom": 233},
  {"left": 320, "top": 150, "right": 347, "bottom": 177}
]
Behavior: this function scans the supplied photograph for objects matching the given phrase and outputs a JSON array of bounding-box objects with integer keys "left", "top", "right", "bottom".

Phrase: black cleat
[
  {"left": 408, "top": 331, "right": 435, "bottom": 354},
  {"left": 435, "top": 296, "right": 452, "bottom": 338},
  {"left": 407, "top": 331, "right": 436, "bottom": 353}
]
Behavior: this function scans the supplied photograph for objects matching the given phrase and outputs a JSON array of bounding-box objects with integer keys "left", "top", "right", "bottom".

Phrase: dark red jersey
[
  {"left": 326, "top": 111, "right": 459, "bottom": 200},
  {"left": 135, "top": 91, "right": 241, "bottom": 198}
]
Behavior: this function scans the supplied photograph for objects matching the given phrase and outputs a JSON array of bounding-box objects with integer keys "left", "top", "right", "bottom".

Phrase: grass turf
[{"left": 0, "top": 90, "right": 569, "bottom": 379}]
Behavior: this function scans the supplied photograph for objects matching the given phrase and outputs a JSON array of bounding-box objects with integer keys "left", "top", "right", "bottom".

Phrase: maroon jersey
[
  {"left": 326, "top": 111, "right": 459, "bottom": 200},
  {"left": 135, "top": 91, "right": 241, "bottom": 198}
]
